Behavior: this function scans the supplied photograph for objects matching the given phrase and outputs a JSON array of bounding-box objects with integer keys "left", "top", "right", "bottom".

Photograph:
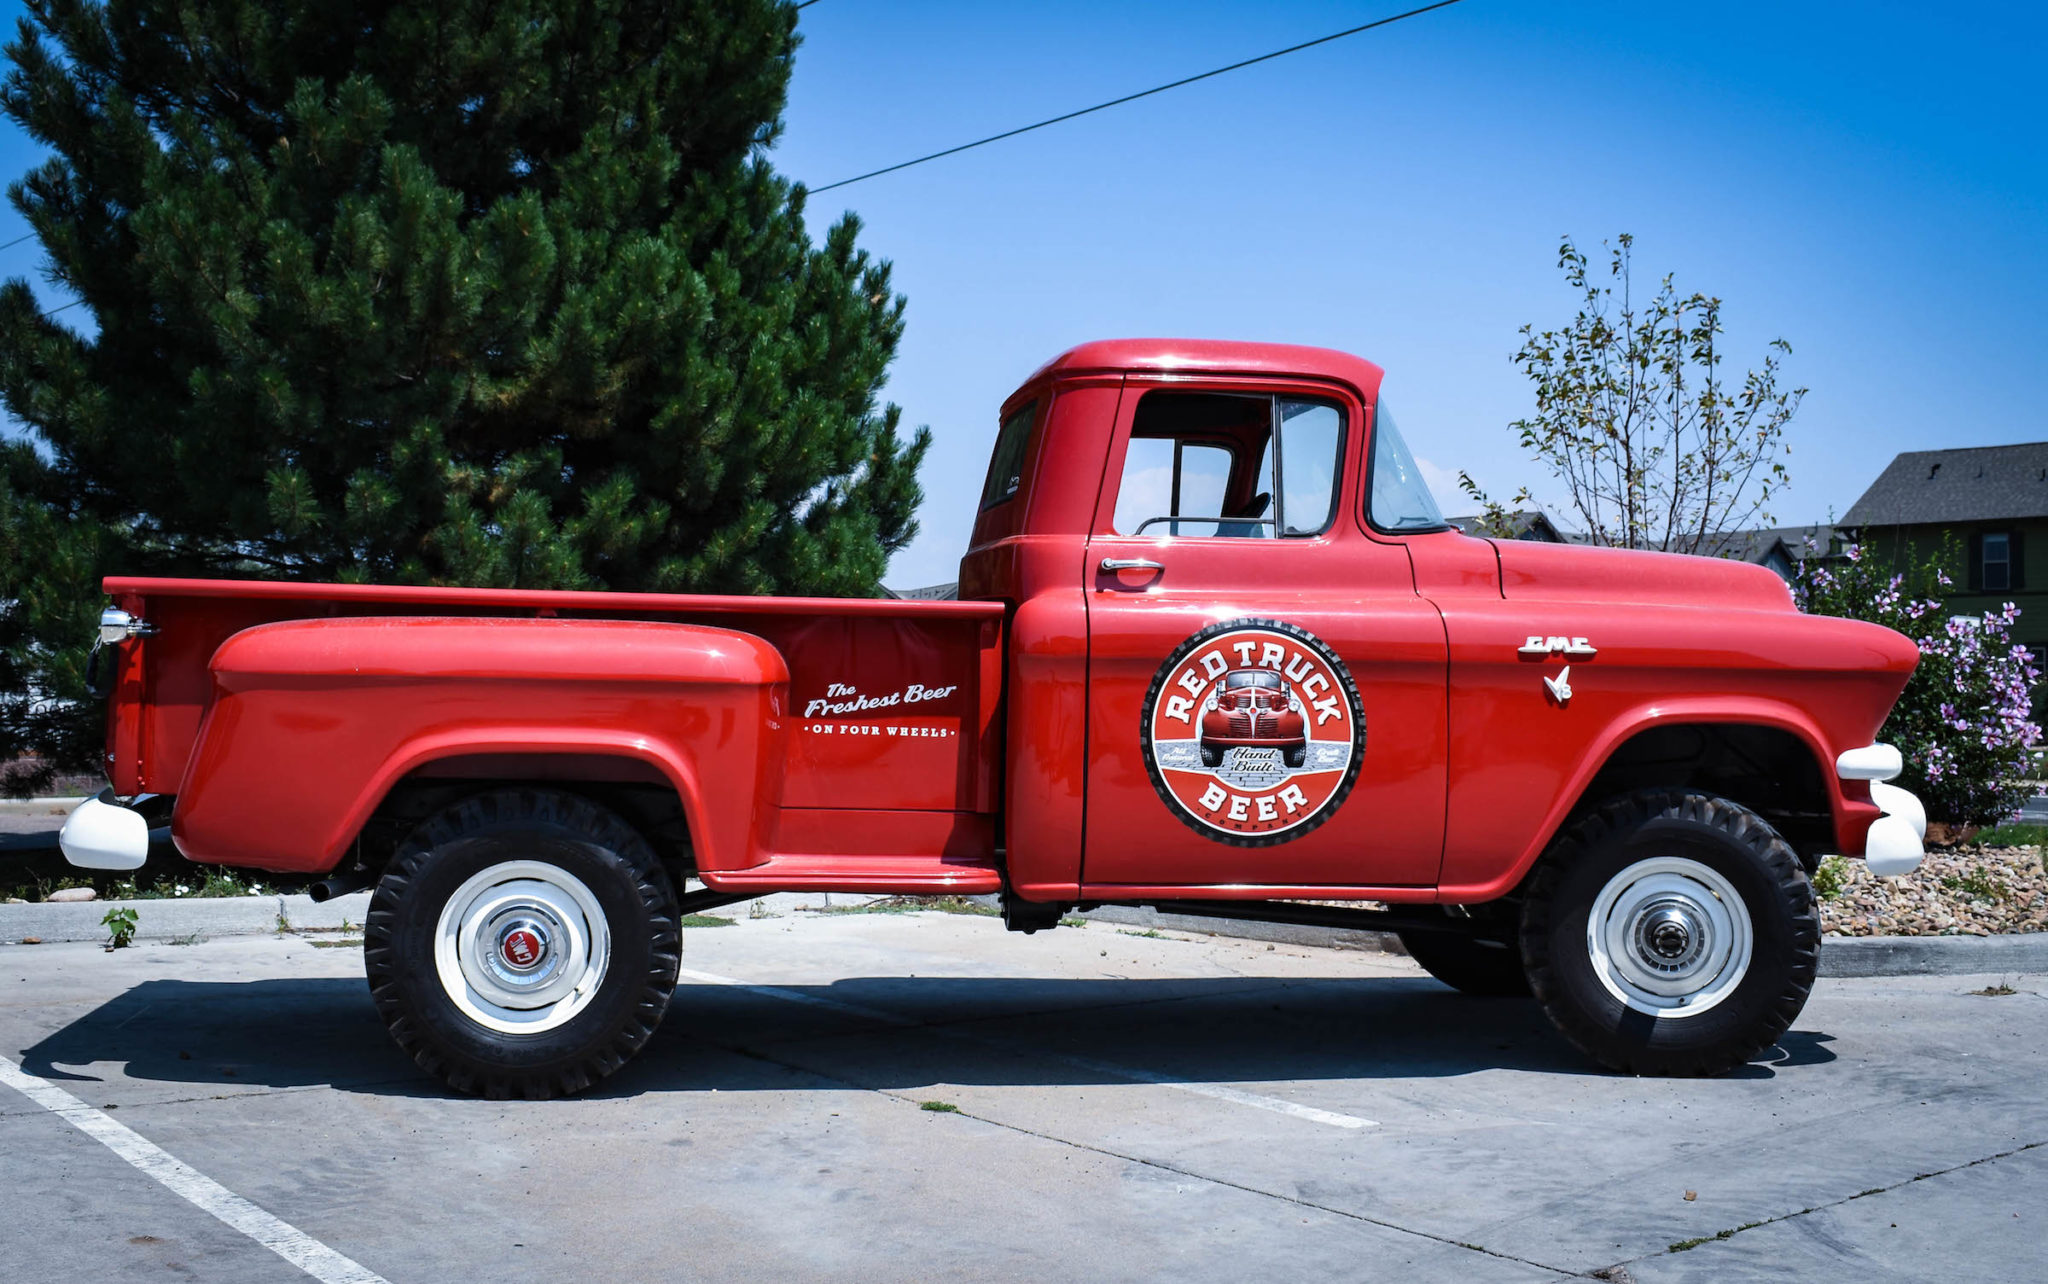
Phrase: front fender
[
  {"left": 1436, "top": 695, "right": 1862, "bottom": 903},
  {"left": 172, "top": 616, "right": 788, "bottom": 874}
]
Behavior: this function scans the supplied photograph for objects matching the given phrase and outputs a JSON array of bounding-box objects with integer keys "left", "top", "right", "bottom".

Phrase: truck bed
[{"left": 102, "top": 577, "right": 1006, "bottom": 886}]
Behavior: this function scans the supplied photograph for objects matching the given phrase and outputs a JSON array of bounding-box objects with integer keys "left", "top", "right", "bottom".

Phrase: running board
[{"left": 1134, "top": 899, "right": 1491, "bottom": 938}]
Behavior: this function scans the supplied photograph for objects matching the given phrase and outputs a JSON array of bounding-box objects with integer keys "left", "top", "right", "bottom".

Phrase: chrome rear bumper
[{"left": 57, "top": 791, "right": 151, "bottom": 872}]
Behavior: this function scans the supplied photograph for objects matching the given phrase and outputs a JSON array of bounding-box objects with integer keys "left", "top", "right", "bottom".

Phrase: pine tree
[{"left": 0, "top": 1, "right": 927, "bottom": 788}]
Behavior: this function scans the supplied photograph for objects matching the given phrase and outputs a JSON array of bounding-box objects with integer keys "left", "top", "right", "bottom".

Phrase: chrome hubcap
[
  {"left": 435, "top": 861, "right": 611, "bottom": 1035},
  {"left": 1586, "top": 856, "right": 1752, "bottom": 1018}
]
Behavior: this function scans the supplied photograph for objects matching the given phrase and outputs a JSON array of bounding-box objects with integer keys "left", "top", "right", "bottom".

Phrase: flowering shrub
[{"left": 1798, "top": 542, "right": 2041, "bottom": 825}]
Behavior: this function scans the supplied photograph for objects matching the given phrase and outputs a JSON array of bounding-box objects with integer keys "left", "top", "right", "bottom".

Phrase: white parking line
[
  {"left": 676, "top": 966, "right": 1377, "bottom": 1129},
  {"left": 0, "top": 1054, "right": 389, "bottom": 1284}
]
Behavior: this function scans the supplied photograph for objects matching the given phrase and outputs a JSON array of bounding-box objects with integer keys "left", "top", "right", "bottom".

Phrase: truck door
[{"left": 1081, "top": 380, "right": 1448, "bottom": 892}]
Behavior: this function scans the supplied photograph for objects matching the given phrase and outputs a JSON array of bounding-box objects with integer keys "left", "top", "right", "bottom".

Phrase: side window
[
  {"left": 1109, "top": 391, "right": 1345, "bottom": 539},
  {"left": 980, "top": 403, "right": 1036, "bottom": 510}
]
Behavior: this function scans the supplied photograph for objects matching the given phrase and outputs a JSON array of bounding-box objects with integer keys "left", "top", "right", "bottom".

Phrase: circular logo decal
[{"left": 1140, "top": 618, "right": 1365, "bottom": 846}]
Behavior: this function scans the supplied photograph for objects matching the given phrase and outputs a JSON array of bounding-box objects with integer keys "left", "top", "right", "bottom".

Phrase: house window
[{"left": 1981, "top": 533, "right": 2011, "bottom": 591}]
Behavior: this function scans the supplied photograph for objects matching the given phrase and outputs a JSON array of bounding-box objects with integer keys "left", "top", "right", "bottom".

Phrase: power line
[
  {"left": 809, "top": 0, "right": 1466, "bottom": 194},
  {"left": 0, "top": 230, "right": 81, "bottom": 316}
]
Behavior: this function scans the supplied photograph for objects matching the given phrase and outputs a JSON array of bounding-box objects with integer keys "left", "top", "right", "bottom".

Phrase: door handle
[{"left": 1100, "top": 558, "right": 1164, "bottom": 573}]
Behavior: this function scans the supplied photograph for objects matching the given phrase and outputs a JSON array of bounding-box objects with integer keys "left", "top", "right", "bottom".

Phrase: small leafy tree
[
  {"left": 1798, "top": 541, "right": 2041, "bottom": 825},
  {"left": 1462, "top": 234, "right": 1803, "bottom": 550}
]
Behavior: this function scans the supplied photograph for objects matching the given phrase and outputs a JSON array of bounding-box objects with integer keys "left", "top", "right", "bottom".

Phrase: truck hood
[{"left": 1492, "top": 539, "right": 1797, "bottom": 611}]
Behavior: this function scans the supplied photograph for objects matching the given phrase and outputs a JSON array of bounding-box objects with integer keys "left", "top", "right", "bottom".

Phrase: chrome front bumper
[{"left": 1836, "top": 743, "right": 1925, "bottom": 876}]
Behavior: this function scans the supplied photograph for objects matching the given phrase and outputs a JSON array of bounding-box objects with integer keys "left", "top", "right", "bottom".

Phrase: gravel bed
[{"left": 1819, "top": 843, "right": 2048, "bottom": 937}]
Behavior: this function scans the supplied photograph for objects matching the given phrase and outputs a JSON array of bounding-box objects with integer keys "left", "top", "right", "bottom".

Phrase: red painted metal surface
[{"left": 99, "top": 338, "right": 1918, "bottom": 904}]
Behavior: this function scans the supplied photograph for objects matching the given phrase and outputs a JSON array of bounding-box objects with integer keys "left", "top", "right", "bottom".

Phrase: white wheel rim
[
  {"left": 434, "top": 860, "right": 612, "bottom": 1035},
  {"left": 1585, "top": 855, "right": 1752, "bottom": 1019}
]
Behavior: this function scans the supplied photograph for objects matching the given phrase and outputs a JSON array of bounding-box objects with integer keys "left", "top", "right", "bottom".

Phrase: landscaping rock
[
  {"left": 45, "top": 887, "right": 97, "bottom": 903},
  {"left": 1820, "top": 842, "right": 2046, "bottom": 937}
]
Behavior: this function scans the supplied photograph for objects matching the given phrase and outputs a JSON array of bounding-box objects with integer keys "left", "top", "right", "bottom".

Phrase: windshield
[
  {"left": 1226, "top": 671, "right": 1283, "bottom": 690},
  {"left": 1367, "top": 401, "right": 1448, "bottom": 531}
]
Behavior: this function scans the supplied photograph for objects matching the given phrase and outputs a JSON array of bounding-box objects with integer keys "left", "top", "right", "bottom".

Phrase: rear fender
[{"left": 171, "top": 617, "right": 788, "bottom": 874}]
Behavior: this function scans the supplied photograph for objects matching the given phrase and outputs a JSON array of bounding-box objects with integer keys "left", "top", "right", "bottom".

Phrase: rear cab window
[{"left": 981, "top": 402, "right": 1037, "bottom": 510}]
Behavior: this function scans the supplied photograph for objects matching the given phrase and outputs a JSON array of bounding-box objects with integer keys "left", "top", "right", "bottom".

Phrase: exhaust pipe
[{"left": 309, "top": 868, "right": 374, "bottom": 903}]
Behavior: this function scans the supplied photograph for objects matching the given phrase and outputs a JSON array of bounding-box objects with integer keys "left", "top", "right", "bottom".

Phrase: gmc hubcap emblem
[{"left": 498, "top": 923, "right": 548, "bottom": 972}]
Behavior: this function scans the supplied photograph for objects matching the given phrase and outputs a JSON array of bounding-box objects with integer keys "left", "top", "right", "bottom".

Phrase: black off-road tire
[
  {"left": 1397, "top": 928, "right": 1532, "bottom": 997},
  {"left": 363, "top": 789, "right": 681, "bottom": 1099},
  {"left": 1520, "top": 789, "right": 1818, "bottom": 1076}
]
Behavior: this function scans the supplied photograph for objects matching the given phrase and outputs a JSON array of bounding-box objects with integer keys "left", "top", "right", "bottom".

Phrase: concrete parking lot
[{"left": 1, "top": 906, "right": 2043, "bottom": 1282}]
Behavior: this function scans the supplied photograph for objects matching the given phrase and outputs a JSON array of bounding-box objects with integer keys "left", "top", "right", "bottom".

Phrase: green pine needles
[{"left": 0, "top": 1, "right": 928, "bottom": 790}]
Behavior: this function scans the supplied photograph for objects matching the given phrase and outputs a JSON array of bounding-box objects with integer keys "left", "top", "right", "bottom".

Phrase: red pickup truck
[{"left": 59, "top": 339, "right": 1925, "bottom": 1099}]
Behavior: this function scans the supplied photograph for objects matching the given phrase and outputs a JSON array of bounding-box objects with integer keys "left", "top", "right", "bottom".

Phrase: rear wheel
[
  {"left": 1521, "top": 789, "right": 1817, "bottom": 1076},
  {"left": 364, "top": 789, "right": 680, "bottom": 1099},
  {"left": 1397, "top": 926, "right": 1531, "bottom": 996}
]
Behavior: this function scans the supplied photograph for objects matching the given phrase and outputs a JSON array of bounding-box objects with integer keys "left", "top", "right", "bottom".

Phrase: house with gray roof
[{"left": 1841, "top": 441, "right": 2047, "bottom": 663}]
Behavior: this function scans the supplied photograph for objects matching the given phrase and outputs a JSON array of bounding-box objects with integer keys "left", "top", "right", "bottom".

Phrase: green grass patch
[
  {"left": 1, "top": 844, "right": 304, "bottom": 904},
  {"left": 1117, "top": 928, "right": 1170, "bottom": 940},
  {"left": 309, "top": 938, "right": 364, "bottom": 950},
  {"left": 1811, "top": 855, "right": 1850, "bottom": 900},
  {"left": 1668, "top": 1221, "right": 1765, "bottom": 1253},
  {"left": 1059, "top": 915, "right": 1089, "bottom": 928},
  {"left": 1975, "top": 822, "right": 2048, "bottom": 848},
  {"left": 1939, "top": 866, "right": 2009, "bottom": 901},
  {"left": 679, "top": 913, "right": 736, "bottom": 928},
  {"left": 918, "top": 1100, "right": 959, "bottom": 1113}
]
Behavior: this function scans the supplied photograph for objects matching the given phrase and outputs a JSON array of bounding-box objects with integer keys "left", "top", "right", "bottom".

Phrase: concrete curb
[
  {"left": 0, "top": 798, "right": 84, "bottom": 819},
  {"left": 0, "top": 796, "right": 86, "bottom": 816},
  {"left": 0, "top": 891, "right": 371, "bottom": 945},
  {"left": 1816, "top": 931, "right": 2048, "bottom": 978}
]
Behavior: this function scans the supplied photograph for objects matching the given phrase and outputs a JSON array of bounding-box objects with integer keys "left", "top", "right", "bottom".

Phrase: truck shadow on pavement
[{"left": 13, "top": 973, "right": 1835, "bottom": 1098}]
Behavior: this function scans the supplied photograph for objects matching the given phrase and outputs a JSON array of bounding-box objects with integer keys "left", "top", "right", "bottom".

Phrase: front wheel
[
  {"left": 364, "top": 789, "right": 681, "bottom": 1099},
  {"left": 1520, "top": 789, "right": 1818, "bottom": 1076}
]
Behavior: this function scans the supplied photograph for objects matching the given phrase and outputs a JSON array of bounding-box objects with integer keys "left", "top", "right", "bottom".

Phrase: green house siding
[
  {"left": 1859, "top": 520, "right": 2048, "bottom": 627},
  {"left": 1857, "top": 521, "right": 2048, "bottom": 720}
]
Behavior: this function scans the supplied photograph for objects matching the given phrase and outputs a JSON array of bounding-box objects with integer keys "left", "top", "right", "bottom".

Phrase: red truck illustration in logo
[
  {"left": 1142, "top": 617, "right": 1366, "bottom": 846},
  {"left": 1199, "top": 670, "right": 1308, "bottom": 769}
]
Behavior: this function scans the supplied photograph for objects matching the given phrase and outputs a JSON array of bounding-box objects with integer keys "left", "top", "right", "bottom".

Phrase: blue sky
[{"left": 4, "top": 1, "right": 2043, "bottom": 587}]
